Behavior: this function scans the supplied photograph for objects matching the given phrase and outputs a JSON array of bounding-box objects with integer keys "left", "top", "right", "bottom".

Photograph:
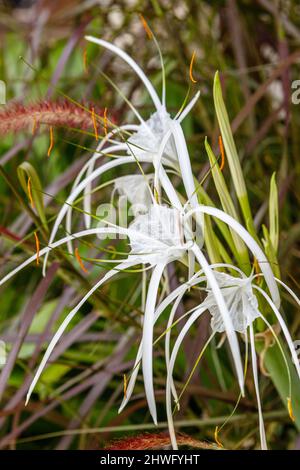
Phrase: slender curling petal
[
  {"left": 0, "top": 225, "right": 160, "bottom": 287},
  {"left": 249, "top": 324, "right": 268, "bottom": 450},
  {"left": 176, "top": 91, "right": 201, "bottom": 122},
  {"left": 253, "top": 285, "right": 300, "bottom": 380},
  {"left": 166, "top": 305, "right": 207, "bottom": 449}
]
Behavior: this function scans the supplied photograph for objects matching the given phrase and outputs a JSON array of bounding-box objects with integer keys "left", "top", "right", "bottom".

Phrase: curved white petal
[
  {"left": 192, "top": 245, "right": 244, "bottom": 394},
  {"left": 85, "top": 36, "right": 162, "bottom": 112},
  {"left": 42, "top": 155, "right": 153, "bottom": 276},
  {"left": 26, "top": 261, "right": 136, "bottom": 405},
  {"left": 249, "top": 323, "right": 267, "bottom": 450},
  {"left": 254, "top": 285, "right": 300, "bottom": 380},
  {"left": 0, "top": 225, "right": 156, "bottom": 287},
  {"left": 185, "top": 206, "right": 280, "bottom": 308},
  {"left": 118, "top": 263, "right": 245, "bottom": 412}
]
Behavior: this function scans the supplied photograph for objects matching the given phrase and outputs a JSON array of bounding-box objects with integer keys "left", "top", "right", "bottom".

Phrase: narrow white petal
[
  {"left": 192, "top": 245, "right": 244, "bottom": 394},
  {"left": 83, "top": 144, "right": 129, "bottom": 229},
  {"left": 42, "top": 155, "right": 153, "bottom": 276},
  {"left": 254, "top": 285, "right": 300, "bottom": 380},
  {"left": 142, "top": 263, "right": 165, "bottom": 424},
  {"left": 167, "top": 305, "right": 207, "bottom": 449},
  {"left": 0, "top": 225, "right": 149, "bottom": 287},
  {"left": 26, "top": 261, "right": 135, "bottom": 405},
  {"left": 249, "top": 324, "right": 268, "bottom": 449},
  {"left": 185, "top": 206, "right": 280, "bottom": 308}
]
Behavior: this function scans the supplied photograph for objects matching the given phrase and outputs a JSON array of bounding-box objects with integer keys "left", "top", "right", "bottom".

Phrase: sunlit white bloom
[
  {"left": 162, "top": 266, "right": 300, "bottom": 450},
  {"left": 206, "top": 271, "right": 260, "bottom": 333},
  {"left": 114, "top": 174, "right": 154, "bottom": 215},
  {"left": 129, "top": 205, "right": 185, "bottom": 264},
  {"left": 44, "top": 33, "right": 202, "bottom": 271}
]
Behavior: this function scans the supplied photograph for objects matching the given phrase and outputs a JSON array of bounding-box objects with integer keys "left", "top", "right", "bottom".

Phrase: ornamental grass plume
[
  {"left": 1, "top": 28, "right": 300, "bottom": 451},
  {"left": 0, "top": 100, "right": 108, "bottom": 136}
]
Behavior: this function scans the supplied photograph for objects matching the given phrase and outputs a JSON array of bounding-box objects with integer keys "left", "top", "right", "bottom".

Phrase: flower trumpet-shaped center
[
  {"left": 114, "top": 174, "right": 154, "bottom": 215},
  {"left": 206, "top": 271, "right": 260, "bottom": 333},
  {"left": 128, "top": 204, "right": 186, "bottom": 264}
]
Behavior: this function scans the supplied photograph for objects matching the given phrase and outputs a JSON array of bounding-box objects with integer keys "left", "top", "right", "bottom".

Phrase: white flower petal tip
[{"left": 185, "top": 205, "right": 280, "bottom": 308}]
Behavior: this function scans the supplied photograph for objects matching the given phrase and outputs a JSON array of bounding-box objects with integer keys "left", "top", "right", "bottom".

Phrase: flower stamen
[
  {"left": 75, "top": 247, "right": 88, "bottom": 273},
  {"left": 140, "top": 14, "right": 153, "bottom": 40},
  {"left": 47, "top": 126, "right": 54, "bottom": 157},
  {"left": 218, "top": 135, "right": 225, "bottom": 171},
  {"left": 214, "top": 426, "right": 223, "bottom": 448},
  {"left": 34, "top": 231, "right": 40, "bottom": 266},
  {"left": 189, "top": 51, "right": 197, "bottom": 84}
]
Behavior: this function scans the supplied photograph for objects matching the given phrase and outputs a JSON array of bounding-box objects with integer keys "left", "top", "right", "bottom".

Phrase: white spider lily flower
[
  {"left": 114, "top": 174, "right": 154, "bottom": 215},
  {"left": 45, "top": 36, "right": 203, "bottom": 274},
  {"left": 42, "top": 155, "right": 182, "bottom": 276},
  {"left": 206, "top": 271, "right": 260, "bottom": 333},
  {"left": 0, "top": 206, "right": 188, "bottom": 421},
  {"left": 84, "top": 36, "right": 202, "bottom": 220}
]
